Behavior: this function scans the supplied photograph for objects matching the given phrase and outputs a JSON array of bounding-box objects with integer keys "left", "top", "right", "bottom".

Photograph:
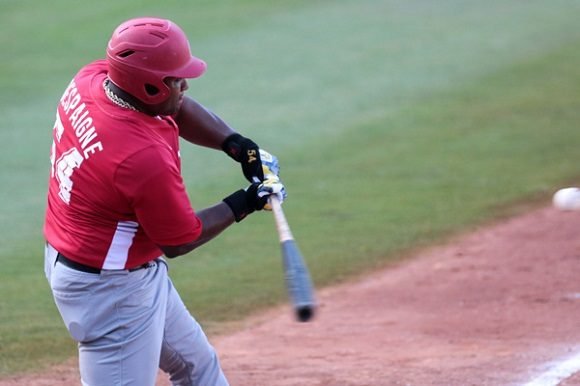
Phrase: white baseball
[{"left": 553, "top": 187, "right": 580, "bottom": 211}]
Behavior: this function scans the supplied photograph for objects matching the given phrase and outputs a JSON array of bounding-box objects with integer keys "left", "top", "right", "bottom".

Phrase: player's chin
[
  {"left": 169, "top": 97, "right": 184, "bottom": 115},
  {"left": 161, "top": 102, "right": 181, "bottom": 116}
]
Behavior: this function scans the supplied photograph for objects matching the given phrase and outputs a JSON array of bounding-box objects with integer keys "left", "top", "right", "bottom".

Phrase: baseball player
[{"left": 43, "top": 17, "right": 284, "bottom": 386}]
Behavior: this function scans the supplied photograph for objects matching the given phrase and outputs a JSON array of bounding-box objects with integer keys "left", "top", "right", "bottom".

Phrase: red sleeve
[{"left": 114, "top": 145, "right": 202, "bottom": 246}]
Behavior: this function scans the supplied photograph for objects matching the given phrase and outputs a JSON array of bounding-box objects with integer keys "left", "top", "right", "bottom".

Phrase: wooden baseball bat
[{"left": 269, "top": 195, "right": 316, "bottom": 322}]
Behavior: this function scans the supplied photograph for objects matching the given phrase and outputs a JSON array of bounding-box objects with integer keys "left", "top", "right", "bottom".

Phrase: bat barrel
[
  {"left": 281, "top": 239, "right": 316, "bottom": 322},
  {"left": 296, "top": 305, "right": 314, "bottom": 322}
]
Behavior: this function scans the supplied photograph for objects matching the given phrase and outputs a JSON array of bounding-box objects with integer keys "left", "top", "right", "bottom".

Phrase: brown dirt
[{"left": 2, "top": 205, "right": 580, "bottom": 385}]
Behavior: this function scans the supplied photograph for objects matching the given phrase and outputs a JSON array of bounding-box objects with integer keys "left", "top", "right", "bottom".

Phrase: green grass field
[{"left": 2, "top": 0, "right": 580, "bottom": 376}]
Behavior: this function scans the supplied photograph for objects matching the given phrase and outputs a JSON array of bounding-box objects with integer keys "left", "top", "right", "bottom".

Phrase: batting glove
[
  {"left": 223, "top": 178, "right": 287, "bottom": 222},
  {"left": 221, "top": 133, "right": 264, "bottom": 182},
  {"left": 259, "top": 149, "right": 281, "bottom": 178},
  {"left": 259, "top": 174, "right": 287, "bottom": 211}
]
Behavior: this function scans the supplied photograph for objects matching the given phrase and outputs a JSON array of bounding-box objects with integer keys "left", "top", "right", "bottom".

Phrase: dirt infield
[{"left": 2, "top": 204, "right": 580, "bottom": 385}]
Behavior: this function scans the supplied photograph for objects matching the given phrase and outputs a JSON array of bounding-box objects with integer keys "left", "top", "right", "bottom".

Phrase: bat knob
[{"left": 296, "top": 305, "right": 315, "bottom": 322}]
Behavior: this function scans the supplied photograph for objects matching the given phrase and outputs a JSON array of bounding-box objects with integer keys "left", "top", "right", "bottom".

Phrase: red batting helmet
[{"left": 106, "top": 17, "right": 206, "bottom": 104}]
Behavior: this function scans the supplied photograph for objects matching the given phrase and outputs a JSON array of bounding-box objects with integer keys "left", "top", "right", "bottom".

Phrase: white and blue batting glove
[
  {"left": 258, "top": 174, "right": 287, "bottom": 210},
  {"left": 257, "top": 149, "right": 280, "bottom": 181}
]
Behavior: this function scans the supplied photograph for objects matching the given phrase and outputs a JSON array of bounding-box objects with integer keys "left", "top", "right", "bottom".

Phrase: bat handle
[{"left": 269, "top": 195, "right": 293, "bottom": 242}]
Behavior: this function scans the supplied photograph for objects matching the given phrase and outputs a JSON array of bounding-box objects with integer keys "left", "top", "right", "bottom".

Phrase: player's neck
[{"left": 103, "top": 79, "right": 146, "bottom": 114}]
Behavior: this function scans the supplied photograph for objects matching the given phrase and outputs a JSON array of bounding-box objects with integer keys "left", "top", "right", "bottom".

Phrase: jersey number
[{"left": 50, "top": 113, "right": 84, "bottom": 205}]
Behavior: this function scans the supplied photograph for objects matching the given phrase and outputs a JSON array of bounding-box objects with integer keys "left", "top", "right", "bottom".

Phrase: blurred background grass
[{"left": 1, "top": 0, "right": 580, "bottom": 376}]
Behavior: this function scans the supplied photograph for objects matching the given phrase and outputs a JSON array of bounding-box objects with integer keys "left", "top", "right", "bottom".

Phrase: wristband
[
  {"left": 221, "top": 133, "right": 246, "bottom": 162},
  {"left": 223, "top": 189, "right": 254, "bottom": 222}
]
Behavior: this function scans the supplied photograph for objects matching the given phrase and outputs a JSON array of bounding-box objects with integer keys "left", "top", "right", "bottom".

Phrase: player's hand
[
  {"left": 223, "top": 179, "right": 286, "bottom": 222},
  {"left": 221, "top": 133, "right": 263, "bottom": 182},
  {"left": 259, "top": 149, "right": 281, "bottom": 178},
  {"left": 258, "top": 174, "right": 287, "bottom": 211}
]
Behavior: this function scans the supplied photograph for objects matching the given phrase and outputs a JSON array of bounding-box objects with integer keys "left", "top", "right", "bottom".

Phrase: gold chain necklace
[{"left": 103, "top": 79, "right": 138, "bottom": 111}]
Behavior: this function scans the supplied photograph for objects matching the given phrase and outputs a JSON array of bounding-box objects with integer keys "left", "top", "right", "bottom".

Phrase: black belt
[{"left": 56, "top": 253, "right": 152, "bottom": 274}]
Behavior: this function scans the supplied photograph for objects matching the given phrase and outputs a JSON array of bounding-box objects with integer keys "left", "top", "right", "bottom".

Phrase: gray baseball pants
[{"left": 44, "top": 244, "right": 229, "bottom": 386}]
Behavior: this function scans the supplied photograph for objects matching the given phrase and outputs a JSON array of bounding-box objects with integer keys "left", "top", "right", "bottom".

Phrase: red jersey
[{"left": 44, "top": 60, "right": 202, "bottom": 269}]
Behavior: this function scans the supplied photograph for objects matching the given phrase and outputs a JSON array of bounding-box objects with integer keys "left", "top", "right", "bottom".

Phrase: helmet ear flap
[
  {"left": 139, "top": 78, "right": 170, "bottom": 104},
  {"left": 144, "top": 84, "right": 160, "bottom": 96},
  {"left": 106, "top": 62, "right": 170, "bottom": 104}
]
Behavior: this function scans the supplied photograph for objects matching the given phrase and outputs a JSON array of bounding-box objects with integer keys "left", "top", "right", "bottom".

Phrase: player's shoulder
[
  {"left": 109, "top": 117, "right": 177, "bottom": 161},
  {"left": 114, "top": 143, "right": 180, "bottom": 189}
]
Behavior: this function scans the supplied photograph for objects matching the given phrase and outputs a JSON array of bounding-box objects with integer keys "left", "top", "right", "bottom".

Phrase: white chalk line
[{"left": 522, "top": 351, "right": 580, "bottom": 386}]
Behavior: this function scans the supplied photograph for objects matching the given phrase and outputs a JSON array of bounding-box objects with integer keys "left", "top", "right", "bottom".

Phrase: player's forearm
[
  {"left": 159, "top": 202, "right": 235, "bottom": 258},
  {"left": 175, "top": 96, "right": 235, "bottom": 149},
  {"left": 192, "top": 202, "right": 236, "bottom": 247}
]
